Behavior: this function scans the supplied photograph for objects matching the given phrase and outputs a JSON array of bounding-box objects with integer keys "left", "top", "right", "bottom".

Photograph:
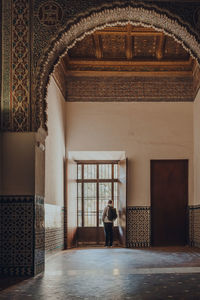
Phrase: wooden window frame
[{"left": 77, "top": 161, "right": 119, "bottom": 227}]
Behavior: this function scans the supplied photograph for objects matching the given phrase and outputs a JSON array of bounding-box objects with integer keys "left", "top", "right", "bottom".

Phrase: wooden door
[
  {"left": 151, "top": 160, "right": 188, "bottom": 246},
  {"left": 118, "top": 158, "right": 128, "bottom": 247}
]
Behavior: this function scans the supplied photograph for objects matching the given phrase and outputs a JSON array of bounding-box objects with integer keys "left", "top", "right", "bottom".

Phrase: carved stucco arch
[{"left": 35, "top": 3, "right": 200, "bottom": 131}]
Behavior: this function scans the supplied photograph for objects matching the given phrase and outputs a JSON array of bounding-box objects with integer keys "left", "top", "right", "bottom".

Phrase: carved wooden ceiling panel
[
  {"left": 54, "top": 25, "right": 195, "bottom": 102},
  {"left": 164, "top": 36, "right": 189, "bottom": 59},
  {"left": 66, "top": 25, "right": 192, "bottom": 75},
  {"left": 68, "top": 35, "right": 95, "bottom": 59},
  {"left": 101, "top": 34, "right": 126, "bottom": 59},
  {"left": 67, "top": 25, "right": 190, "bottom": 60}
]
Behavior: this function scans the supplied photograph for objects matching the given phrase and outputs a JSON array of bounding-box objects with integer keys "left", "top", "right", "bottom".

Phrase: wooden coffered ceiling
[
  {"left": 61, "top": 25, "right": 193, "bottom": 77},
  {"left": 53, "top": 25, "right": 199, "bottom": 102}
]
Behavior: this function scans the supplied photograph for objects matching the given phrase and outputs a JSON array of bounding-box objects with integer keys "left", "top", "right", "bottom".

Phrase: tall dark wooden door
[{"left": 151, "top": 160, "right": 188, "bottom": 246}]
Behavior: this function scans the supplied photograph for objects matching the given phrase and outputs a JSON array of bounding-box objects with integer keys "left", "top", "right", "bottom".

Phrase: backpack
[{"left": 107, "top": 206, "right": 117, "bottom": 221}]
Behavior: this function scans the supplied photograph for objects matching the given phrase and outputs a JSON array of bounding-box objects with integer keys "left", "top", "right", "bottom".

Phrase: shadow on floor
[{"left": 0, "top": 277, "right": 31, "bottom": 292}]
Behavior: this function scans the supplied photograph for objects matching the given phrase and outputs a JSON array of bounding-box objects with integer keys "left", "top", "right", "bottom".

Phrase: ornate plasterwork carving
[
  {"left": 38, "top": 1, "right": 63, "bottom": 27},
  {"left": 35, "top": 4, "right": 200, "bottom": 130},
  {"left": 194, "top": 7, "right": 200, "bottom": 31}
]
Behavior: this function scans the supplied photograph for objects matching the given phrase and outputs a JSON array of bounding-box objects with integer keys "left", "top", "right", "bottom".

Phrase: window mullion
[
  {"left": 112, "top": 163, "right": 114, "bottom": 201},
  {"left": 97, "top": 164, "right": 99, "bottom": 227},
  {"left": 82, "top": 164, "right": 84, "bottom": 227}
]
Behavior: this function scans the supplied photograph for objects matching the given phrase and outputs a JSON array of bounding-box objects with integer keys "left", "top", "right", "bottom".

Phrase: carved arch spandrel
[{"left": 34, "top": 3, "right": 200, "bottom": 131}]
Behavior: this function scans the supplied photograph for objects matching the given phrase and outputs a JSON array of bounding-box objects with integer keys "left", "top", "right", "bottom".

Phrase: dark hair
[{"left": 108, "top": 200, "right": 113, "bottom": 204}]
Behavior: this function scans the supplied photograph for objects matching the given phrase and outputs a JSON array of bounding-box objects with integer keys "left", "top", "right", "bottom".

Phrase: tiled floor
[{"left": 1, "top": 247, "right": 200, "bottom": 299}]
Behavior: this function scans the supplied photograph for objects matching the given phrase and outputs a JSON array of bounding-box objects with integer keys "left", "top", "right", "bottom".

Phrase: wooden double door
[{"left": 151, "top": 160, "right": 188, "bottom": 246}]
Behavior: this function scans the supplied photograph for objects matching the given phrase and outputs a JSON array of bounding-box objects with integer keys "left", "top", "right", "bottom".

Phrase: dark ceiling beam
[
  {"left": 156, "top": 34, "right": 166, "bottom": 60},
  {"left": 96, "top": 30, "right": 162, "bottom": 36},
  {"left": 68, "top": 59, "right": 192, "bottom": 67},
  {"left": 65, "top": 70, "right": 193, "bottom": 78},
  {"left": 93, "top": 34, "right": 103, "bottom": 59},
  {"left": 125, "top": 24, "right": 133, "bottom": 60}
]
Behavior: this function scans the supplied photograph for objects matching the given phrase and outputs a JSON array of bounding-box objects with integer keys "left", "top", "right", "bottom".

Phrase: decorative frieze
[
  {"left": 1, "top": 0, "right": 31, "bottom": 132},
  {"left": 66, "top": 76, "right": 193, "bottom": 102}
]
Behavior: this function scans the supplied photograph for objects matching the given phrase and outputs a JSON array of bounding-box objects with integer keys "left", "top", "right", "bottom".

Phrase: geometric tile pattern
[
  {"left": 0, "top": 196, "right": 34, "bottom": 276},
  {"left": 127, "top": 206, "right": 151, "bottom": 248},
  {"left": 45, "top": 204, "right": 64, "bottom": 257},
  {"left": 66, "top": 76, "right": 193, "bottom": 103},
  {"left": 1, "top": 0, "right": 12, "bottom": 130},
  {"left": 34, "top": 195, "right": 45, "bottom": 275},
  {"left": 0, "top": 195, "right": 45, "bottom": 276},
  {"left": 1, "top": 0, "right": 31, "bottom": 132},
  {"left": 11, "top": 0, "right": 31, "bottom": 131},
  {"left": 45, "top": 228, "right": 64, "bottom": 256},
  {"left": 189, "top": 205, "right": 200, "bottom": 248}
]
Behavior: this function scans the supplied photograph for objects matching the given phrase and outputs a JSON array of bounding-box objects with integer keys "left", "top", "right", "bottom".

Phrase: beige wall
[
  {"left": 66, "top": 102, "right": 193, "bottom": 206},
  {"left": 194, "top": 89, "right": 200, "bottom": 205},
  {"left": 45, "top": 76, "right": 66, "bottom": 207},
  {"left": 1, "top": 133, "right": 35, "bottom": 195}
]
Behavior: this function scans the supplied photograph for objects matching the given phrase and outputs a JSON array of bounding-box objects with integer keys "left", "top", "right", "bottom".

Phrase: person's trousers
[{"left": 104, "top": 222, "right": 113, "bottom": 246}]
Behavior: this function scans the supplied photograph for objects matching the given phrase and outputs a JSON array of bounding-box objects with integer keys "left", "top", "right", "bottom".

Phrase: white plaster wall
[
  {"left": 194, "top": 89, "right": 200, "bottom": 205},
  {"left": 45, "top": 76, "right": 66, "bottom": 212},
  {"left": 66, "top": 102, "right": 193, "bottom": 206},
  {"left": 1, "top": 133, "right": 35, "bottom": 195}
]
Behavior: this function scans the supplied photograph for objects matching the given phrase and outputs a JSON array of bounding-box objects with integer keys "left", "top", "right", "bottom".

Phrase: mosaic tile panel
[
  {"left": 189, "top": 205, "right": 200, "bottom": 248},
  {"left": 0, "top": 0, "right": 2, "bottom": 127},
  {"left": 64, "top": 207, "right": 67, "bottom": 250},
  {"left": 45, "top": 228, "right": 64, "bottom": 256},
  {"left": 0, "top": 195, "right": 45, "bottom": 276},
  {"left": 45, "top": 204, "right": 64, "bottom": 257},
  {"left": 0, "top": 196, "right": 34, "bottom": 276},
  {"left": 127, "top": 206, "right": 151, "bottom": 248},
  {"left": 34, "top": 195, "right": 45, "bottom": 275}
]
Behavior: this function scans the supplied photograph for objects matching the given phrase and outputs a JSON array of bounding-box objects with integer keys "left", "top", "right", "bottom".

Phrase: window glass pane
[
  {"left": 114, "top": 164, "right": 118, "bottom": 179},
  {"left": 113, "top": 182, "right": 118, "bottom": 226},
  {"left": 99, "top": 164, "right": 112, "bottom": 179},
  {"left": 78, "top": 164, "right": 82, "bottom": 180},
  {"left": 99, "top": 182, "right": 112, "bottom": 227},
  {"left": 77, "top": 183, "right": 82, "bottom": 227},
  {"left": 84, "top": 183, "right": 97, "bottom": 226},
  {"left": 84, "top": 164, "right": 97, "bottom": 179}
]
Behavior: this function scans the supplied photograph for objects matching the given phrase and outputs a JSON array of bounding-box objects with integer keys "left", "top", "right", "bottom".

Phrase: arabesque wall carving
[{"left": 1, "top": 0, "right": 200, "bottom": 131}]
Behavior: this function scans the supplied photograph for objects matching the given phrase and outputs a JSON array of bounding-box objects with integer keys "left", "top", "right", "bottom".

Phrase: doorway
[
  {"left": 76, "top": 161, "right": 119, "bottom": 245},
  {"left": 66, "top": 157, "right": 128, "bottom": 247},
  {"left": 151, "top": 160, "right": 188, "bottom": 246}
]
